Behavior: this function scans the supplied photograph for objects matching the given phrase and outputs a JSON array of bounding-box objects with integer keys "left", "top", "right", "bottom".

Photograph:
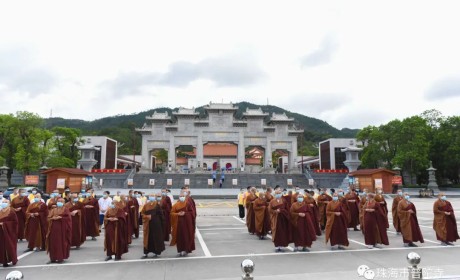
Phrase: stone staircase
[
  {"left": 95, "top": 173, "right": 309, "bottom": 190},
  {"left": 308, "top": 172, "right": 347, "bottom": 189}
]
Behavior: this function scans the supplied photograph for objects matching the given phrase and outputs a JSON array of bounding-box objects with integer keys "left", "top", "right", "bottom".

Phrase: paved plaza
[{"left": 2, "top": 197, "right": 460, "bottom": 280}]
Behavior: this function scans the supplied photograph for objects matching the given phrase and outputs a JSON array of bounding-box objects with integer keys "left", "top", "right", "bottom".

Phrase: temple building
[{"left": 136, "top": 102, "right": 303, "bottom": 173}]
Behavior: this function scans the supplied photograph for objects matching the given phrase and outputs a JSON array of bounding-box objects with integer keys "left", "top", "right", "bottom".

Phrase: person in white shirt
[
  {"left": 98, "top": 191, "right": 112, "bottom": 230},
  {"left": 166, "top": 188, "right": 175, "bottom": 204}
]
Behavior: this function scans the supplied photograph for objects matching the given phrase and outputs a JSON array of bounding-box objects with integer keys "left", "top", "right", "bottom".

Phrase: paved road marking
[
  {"left": 233, "top": 216, "right": 296, "bottom": 252},
  {"left": 17, "top": 251, "right": 34, "bottom": 260},
  {"left": 199, "top": 227, "right": 247, "bottom": 231},
  {"left": 348, "top": 238, "right": 368, "bottom": 247},
  {"left": 387, "top": 230, "right": 439, "bottom": 244},
  {"left": 4, "top": 244, "right": 459, "bottom": 271},
  {"left": 195, "top": 227, "right": 212, "bottom": 257},
  {"left": 233, "top": 215, "right": 246, "bottom": 224}
]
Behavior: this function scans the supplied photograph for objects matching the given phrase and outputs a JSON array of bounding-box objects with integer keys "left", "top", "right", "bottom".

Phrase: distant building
[
  {"left": 81, "top": 136, "right": 118, "bottom": 169},
  {"left": 319, "top": 138, "right": 357, "bottom": 170}
]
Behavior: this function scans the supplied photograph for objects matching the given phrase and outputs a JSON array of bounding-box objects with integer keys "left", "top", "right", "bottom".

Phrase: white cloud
[{"left": 1, "top": 0, "right": 460, "bottom": 128}]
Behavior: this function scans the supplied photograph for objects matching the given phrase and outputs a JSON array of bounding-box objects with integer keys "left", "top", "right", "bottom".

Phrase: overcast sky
[{"left": 1, "top": 0, "right": 460, "bottom": 129}]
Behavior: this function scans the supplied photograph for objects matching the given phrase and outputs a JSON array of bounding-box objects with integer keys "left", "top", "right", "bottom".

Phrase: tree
[
  {"left": 48, "top": 127, "right": 83, "bottom": 168},
  {"left": 13, "top": 112, "right": 44, "bottom": 174},
  {"left": 392, "top": 116, "right": 431, "bottom": 184},
  {"left": 432, "top": 116, "right": 460, "bottom": 183}
]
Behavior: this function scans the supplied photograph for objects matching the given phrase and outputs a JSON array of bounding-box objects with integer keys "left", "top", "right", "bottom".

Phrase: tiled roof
[
  {"left": 349, "top": 168, "right": 396, "bottom": 176},
  {"left": 41, "top": 168, "right": 92, "bottom": 175}
]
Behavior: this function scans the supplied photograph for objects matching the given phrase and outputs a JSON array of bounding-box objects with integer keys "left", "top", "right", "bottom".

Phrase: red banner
[
  {"left": 25, "top": 175, "right": 39, "bottom": 185},
  {"left": 392, "top": 176, "right": 402, "bottom": 185}
]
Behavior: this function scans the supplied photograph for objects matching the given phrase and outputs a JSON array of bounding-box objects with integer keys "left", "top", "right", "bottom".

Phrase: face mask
[
  {"left": 136, "top": 194, "right": 141, "bottom": 198},
  {"left": 377, "top": 190, "right": 382, "bottom": 194},
  {"left": 179, "top": 197, "right": 186, "bottom": 202},
  {"left": 109, "top": 204, "right": 115, "bottom": 209},
  {"left": 81, "top": 189, "right": 86, "bottom": 193},
  {"left": 78, "top": 194, "right": 83, "bottom": 198},
  {"left": 332, "top": 196, "right": 338, "bottom": 201},
  {"left": 405, "top": 195, "right": 410, "bottom": 201},
  {"left": 56, "top": 202, "right": 64, "bottom": 208},
  {"left": 32, "top": 190, "right": 37, "bottom": 194},
  {"left": 73, "top": 198, "right": 79, "bottom": 203},
  {"left": 362, "top": 192, "right": 367, "bottom": 196},
  {"left": 161, "top": 192, "right": 167, "bottom": 196},
  {"left": 156, "top": 196, "right": 162, "bottom": 201},
  {"left": 397, "top": 192, "right": 402, "bottom": 196},
  {"left": 50, "top": 193, "right": 55, "bottom": 198},
  {"left": 0, "top": 203, "right": 8, "bottom": 209},
  {"left": 148, "top": 196, "right": 155, "bottom": 201},
  {"left": 338, "top": 192, "right": 343, "bottom": 197},
  {"left": 34, "top": 198, "right": 40, "bottom": 203},
  {"left": 55, "top": 193, "right": 60, "bottom": 198},
  {"left": 87, "top": 193, "right": 92, "bottom": 198},
  {"left": 20, "top": 192, "right": 27, "bottom": 197},
  {"left": 104, "top": 194, "right": 108, "bottom": 198},
  {"left": 131, "top": 194, "right": 135, "bottom": 197},
  {"left": 297, "top": 197, "right": 304, "bottom": 203},
  {"left": 321, "top": 191, "right": 325, "bottom": 195},
  {"left": 441, "top": 196, "right": 446, "bottom": 201},
  {"left": 183, "top": 191, "right": 188, "bottom": 196},
  {"left": 275, "top": 194, "right": 282, "bottom": 199}
]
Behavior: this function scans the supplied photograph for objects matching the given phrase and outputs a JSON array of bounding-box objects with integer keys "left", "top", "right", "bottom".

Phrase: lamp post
[{"left": 0, "top": 165, "right": 9, "bottom": 188}]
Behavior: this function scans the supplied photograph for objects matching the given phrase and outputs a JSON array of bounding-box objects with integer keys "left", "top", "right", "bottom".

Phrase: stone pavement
[{"left": 2, "top": 197, "right": 460, "bottom": 280}]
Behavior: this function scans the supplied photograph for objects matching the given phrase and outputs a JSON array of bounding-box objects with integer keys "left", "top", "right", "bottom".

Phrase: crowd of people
[
  {"left": 0, "top": 186, "right": 196, "bottom": 267},
  {"left": 1, "top": 184, "right": 459, "bottom": 267},
  {"left": 238, "top": 185, "right": 459, "bottom": 252}
]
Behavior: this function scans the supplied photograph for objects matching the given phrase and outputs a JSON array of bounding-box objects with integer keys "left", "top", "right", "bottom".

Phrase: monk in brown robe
[
  {"left": 47, "top": 191, "right": 60, "bottom": 210},
  {"left": 141, "top": 194, "right": 165, "bottom": 258},
  {"left": 104, "top": 201, "right": 128, "bottom": 261},
  {"left": 82, "top": 191, "right": 100, "bottom": 241},
  {"left": 291, "top": 194, "right": 317, "bottom": 251},
  {"left": 375, "top": 187, "right": 389, "bottom": 228},
  {"left": 363, "top": 193, "right": 389, "bottom": 249},
  {"left": 115, "top": 195, "right": 132, "bottom": 245},
  {"left": 265, "top": 187, "right": 274, "bottom": 202},
  {"left": 359, "top": 188, "right": 368, "bottom": 234},
  {"left": 345, "top": 187, "right": 360, "bottom": 231},
  {"left": 325, "top": 193, "right": 349, "bottom": 250},
  {"left": 46, "top": 198, "right": 72, "bottom": 264},
  {"left": 269, "top": 190, "right": 291, "bottom": 252},
  {"left": 433, "top": 193, "right": 459, "bottom": 246},
  {"left": 245, "top": 187, "right": 258, "bottom": 235},
  {"left": 0, "top": 199, "right": 18, "bottom": 267},
  {"left": 183, "top": 187, "right": 197, "bottom": 231},
  {"left": 337, "top": 189, "right": 351, "bottom": 227},
  {"left": 128, "top": 190, "right": 140, "bottom": 239},
  {"left": 304, "top": 190, "right": 321, "bottom": 236},
  {"left": 290, "top": 187, "right": 300, "bottom": 204},
  {"left": 397, "top": 193, "right": 424, "bottom": 247},
  {"left": 160, "top": 188, "right": 172, "bottom": 242},
  {"left": 282, "top": 189, "right": 293, "bottom": 212},
  {"left": 253, "top": 192, "right": 270, "bottom": 240},
  {"left": 171, "top": 192, "right": 195, "bottom": 257},
  {"left": 317, "top": 188, "right": 332, "bottom": 231},
  {"left": 392, "top": 189, "right": 404, "bottom": 234},
  {"left": 64, "top": 193, "right": 86, "bottom": 249},
  {"left": 24, "top": 194, "right": 48, "bottom": 252},
  {"left": 11, "top": 189, "right": 30, "bottom": 241}
]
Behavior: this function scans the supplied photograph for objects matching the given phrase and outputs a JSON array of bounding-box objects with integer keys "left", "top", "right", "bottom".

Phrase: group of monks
[
  {"left": 243, "top": 185, "right": 459, "bottom": 252},
  {"left": 0, "top": 186, "right": 197, "bottom": 267}
]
